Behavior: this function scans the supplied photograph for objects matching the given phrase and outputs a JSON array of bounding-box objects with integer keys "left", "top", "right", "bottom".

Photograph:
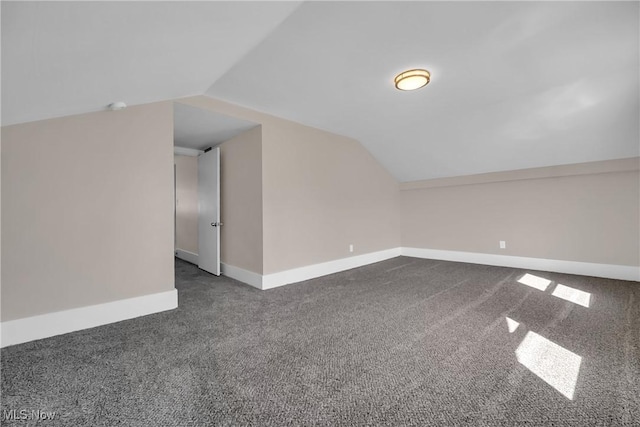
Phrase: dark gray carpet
[{"left": 2, "top": 257, "right": 639, "bottom": 426}]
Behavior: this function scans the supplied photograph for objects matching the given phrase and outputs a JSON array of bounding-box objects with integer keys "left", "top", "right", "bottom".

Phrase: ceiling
[
  {"left": 1, "top": 1, "right": 301, "bottom": 125},
  {"left": 2, "top": 1, "right": 638, "bottom": 182},
  {"left": 174, "top": 102, "right": 257, "bottom": 150}
]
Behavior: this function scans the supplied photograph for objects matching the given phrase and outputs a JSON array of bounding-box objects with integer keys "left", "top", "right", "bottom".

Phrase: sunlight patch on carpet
[
  {"left": 552, "top": 284, "right": 591, "bottom": 308},
  {"left": 505, "top": 317, "right": 520, "bottom": 333},
  {"left": 517, "top": 273, "right": 551, "bottom": 291},
  {"left": 515, "top": 331, "right": 582, "bottom": 400}
]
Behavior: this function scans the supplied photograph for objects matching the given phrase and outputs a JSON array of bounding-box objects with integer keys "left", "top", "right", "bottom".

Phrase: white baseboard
[
  {"left": 175, "top": 248, "right": 198, "bottom": 265},
  {"left": 401, "top": 247, "right": 640, "bottom": 282},
  {"left": 217, "top": 247, "right": 638, "bottom": 291},
  {"left": 262, "top": 248, "right": 403, "bottom": 290},
  {"left": 221, "top": 263, "right": 263, "bottom": 289},
  {"left": 4, "top": 247, "right": 633, "bottom": 347},
  {"left": 1, "top": 289, "right": 178, "bottom": 348},
  {"left": 221, "top": 248, "right": 402, "bottom": 290}
]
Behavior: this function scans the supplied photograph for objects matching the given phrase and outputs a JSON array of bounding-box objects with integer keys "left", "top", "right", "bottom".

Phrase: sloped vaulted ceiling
[
  {"left": 1, "top": 1, "right": 302, "bottom": 125},
  {"left": 2, "top": 1, "right": 639, "bottom": 182},
  {"left": 206, "top": 1, "right": 640, "bottom": 181}
]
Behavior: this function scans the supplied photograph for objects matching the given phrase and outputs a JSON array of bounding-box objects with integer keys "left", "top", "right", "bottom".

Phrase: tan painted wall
[
  {"left": 261, "top": 122, "right": 399, "bottom": 273},
  {"left": 0, "top": 122, "right": 2, "bottom": 323},
  {"left": 401, "top": 159, "right": 640, "bottom": 266},
  {"left": 177, "top": 96, "right": 400, "bottom": 274},
  {"left": 219, "top": 126, "right": 264, "bottom": 273},
  {"left": 174, "top": 155, "right": 198, "bottom": 254},
  {"left": 1, "top": 102, "right": 175, "bottom": 321},
  {"left": 175, "top": 96, "right": 638, "bottom": 272}
]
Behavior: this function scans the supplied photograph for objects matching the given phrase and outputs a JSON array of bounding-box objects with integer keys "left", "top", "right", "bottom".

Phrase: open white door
[{"left": 198, "top": 147, "right": 221, "bottom": 275}]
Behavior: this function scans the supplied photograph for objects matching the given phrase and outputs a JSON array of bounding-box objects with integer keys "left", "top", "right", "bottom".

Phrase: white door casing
[{"left": 198, "top": 147, "right": 221, "bottom": 275}]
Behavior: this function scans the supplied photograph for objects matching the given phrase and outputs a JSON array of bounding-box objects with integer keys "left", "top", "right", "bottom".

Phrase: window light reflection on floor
[
  {"left": 505, "top": 317, "right": 520, "bottom": 333},
  {"left": 551, "top": 284, "right": 591, "bottom": 308},
  {"left": 515, "top": 331, "right": 582, "bottom": 400},
  {"left": 517, "top": 273, "right": 551, "bottom": 291}
]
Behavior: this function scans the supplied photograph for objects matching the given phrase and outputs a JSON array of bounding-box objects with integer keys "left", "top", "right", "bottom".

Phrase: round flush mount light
[
  {"left": 108, "top": 101, "right": 127, "bottom": 111},
  {"left": 394, "top": 69, "right": 431, "bottom": 91}
]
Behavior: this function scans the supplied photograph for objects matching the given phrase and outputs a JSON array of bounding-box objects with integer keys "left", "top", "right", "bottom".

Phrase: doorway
[{"left": 172, "top": 102, "right": 258, "bottom": 276}]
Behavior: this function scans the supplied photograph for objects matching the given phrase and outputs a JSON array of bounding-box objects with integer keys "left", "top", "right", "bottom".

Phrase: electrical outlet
[
  {"left": 349, "top": 244, "right": 354, "bottom": 253},
  {"left": 500, "top": 241, "right": 506, "bottom": 249}
]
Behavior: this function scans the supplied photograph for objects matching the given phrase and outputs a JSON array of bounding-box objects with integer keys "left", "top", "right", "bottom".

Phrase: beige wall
[
  {"left": 174, "top": 96, "right": 638, "bottom": 273},
  {"left": 177, "top": 96, "right": 400, "bottom": 274},
  {"left": 261, "top": 122, "right": 399, "bottom": 273},
  {"left": 1, "top": 102, "right": 175, "bottom": 321},
  {"left": 219, "top": 126, "right": 264, "bottom": 273},
  {"left": 401, "top": 159, "right": 640, "bottom": 267},
  {"left": 174, "top": 155, "right": 198, "bottom": 254},
  {"left": 1, "top": 93, "right": 635, "bottom": 326}
]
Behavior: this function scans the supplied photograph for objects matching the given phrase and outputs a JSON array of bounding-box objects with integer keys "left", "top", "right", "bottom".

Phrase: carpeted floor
[{"left": 1, "top": 257, "right": 639, "bottom": 426}]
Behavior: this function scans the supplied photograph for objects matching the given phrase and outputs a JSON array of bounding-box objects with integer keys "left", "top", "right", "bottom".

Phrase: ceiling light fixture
[{"left": 394, "top": 69, "right": 431, "bottom": 91}]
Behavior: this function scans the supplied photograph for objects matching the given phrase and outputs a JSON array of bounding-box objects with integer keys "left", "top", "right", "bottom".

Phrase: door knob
[{"left": 211, "top": 222, "right": 223, "bottom": 227}]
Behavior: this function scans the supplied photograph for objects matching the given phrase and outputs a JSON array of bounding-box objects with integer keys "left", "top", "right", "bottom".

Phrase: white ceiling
[
  {"left": 174, "top": 102, "right": 257, "bottom": 150},
  {"left": 1, "top": 1, "right": 301, "bottom": 125},
  {"left": 207, "top": 1, "right": 639, "bottom": 181},
  {"left": 2, "top": 1, "right": 638, "bottom": 182}
]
